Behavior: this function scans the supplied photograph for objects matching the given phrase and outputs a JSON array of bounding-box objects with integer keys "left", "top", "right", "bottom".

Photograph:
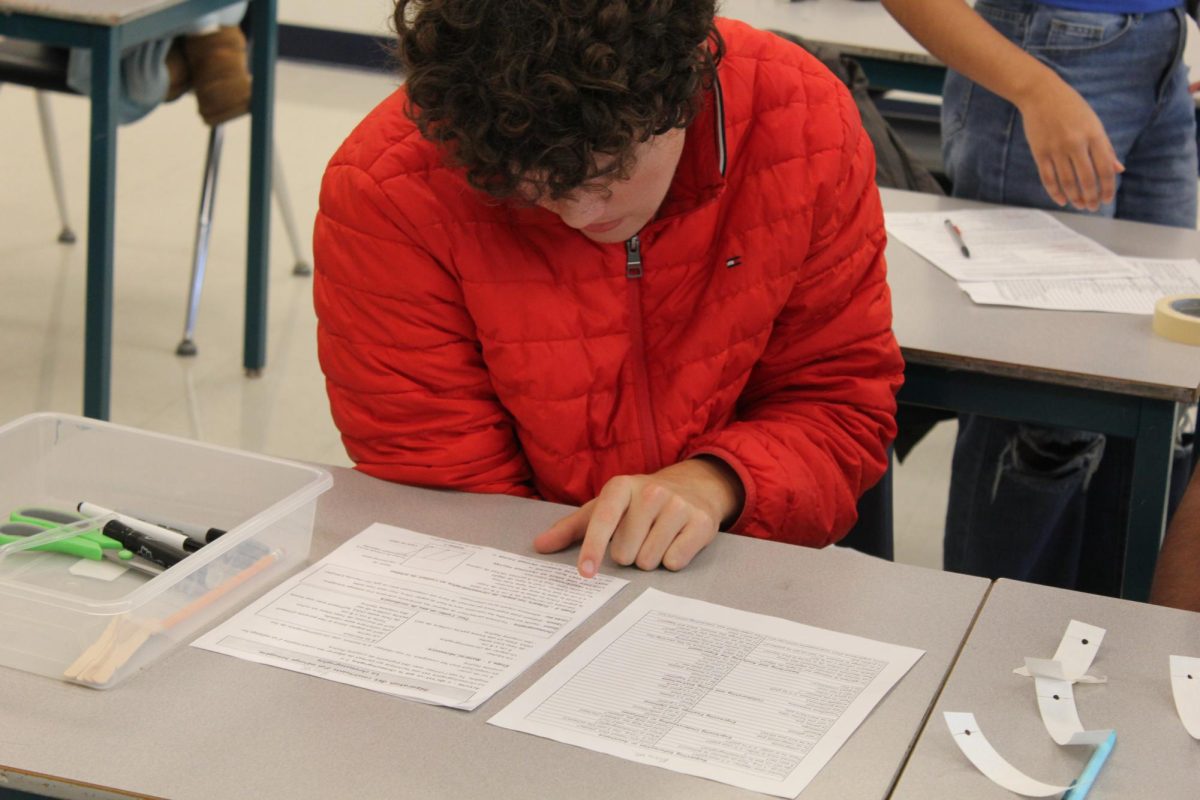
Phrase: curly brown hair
[{"left": 393, "top": 0, "right": 723, "bottom": 200}]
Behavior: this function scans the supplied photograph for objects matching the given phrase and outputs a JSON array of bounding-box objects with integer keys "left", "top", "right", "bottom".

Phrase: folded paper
[
  {"left": 1014, "top": 621, "right": 1106, "bottom": 684},
  {"left": 944, "top": 712, "right": 1070, "bottom": 797},
  {"left": 1024, "top": 659, "right": 1113, "bottom": 747}
]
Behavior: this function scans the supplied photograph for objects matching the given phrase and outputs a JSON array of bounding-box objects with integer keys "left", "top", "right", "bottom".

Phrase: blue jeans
[{"left": 940, "top": 1, "right": 1198, "bottom": 589}]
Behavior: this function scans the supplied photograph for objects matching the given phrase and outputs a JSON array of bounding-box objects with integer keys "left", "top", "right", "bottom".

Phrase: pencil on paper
[{"left": 944, "top": 217, "right": 971, "bottom": 258}]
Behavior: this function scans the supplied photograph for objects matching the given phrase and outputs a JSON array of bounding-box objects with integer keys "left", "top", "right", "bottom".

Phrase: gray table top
[
  {"left": 720, "top": 0, "right": 936, "bottom": 65},
  {"left": 0, "top": 466, "right": 988, "bottom": 800},
  {"left": 891, "top": 579, "right": 1200, "bottom": 800},
  {"left": 0, "top": 0, "right": 209, "bottom": 26},
  {"left": 884, "top": 188, "right": 1200, "bottom": 403}
]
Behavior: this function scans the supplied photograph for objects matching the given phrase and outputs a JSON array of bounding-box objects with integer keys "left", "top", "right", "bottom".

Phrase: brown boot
[
  {"left": 164, "top": 39, "right": 191, "bottom": 102},
  {"left": 183, "top": 26, "right": 252, "bottom": 126}
]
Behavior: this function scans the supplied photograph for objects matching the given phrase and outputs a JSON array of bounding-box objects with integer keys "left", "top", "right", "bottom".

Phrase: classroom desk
[
  {"left": 0, "top": 467, "right": 989, "bottom": 800},
  {"left": 890, "top": 579, "right": 1200, "bottom": 799},
  {"left": 0, "top": 0, "right": 277, "bottom": 421},
  {"left": 720, "top": 0, "right": 946, "bottom": 93},
  {"left": 884, "top": 187, "right": 1200, "bottom": 601}
]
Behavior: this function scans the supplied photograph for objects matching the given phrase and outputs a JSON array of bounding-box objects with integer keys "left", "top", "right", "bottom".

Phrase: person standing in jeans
[{"left": 882, "top": 0, "right": 1197, "bottom": 589}]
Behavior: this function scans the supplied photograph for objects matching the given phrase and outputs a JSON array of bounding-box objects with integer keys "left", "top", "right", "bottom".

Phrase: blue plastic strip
[{"left": 1062, "top": 730, "right": 1117, "bottom": 800}]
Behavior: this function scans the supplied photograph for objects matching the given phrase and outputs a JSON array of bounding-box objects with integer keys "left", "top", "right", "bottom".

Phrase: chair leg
[
  {"left": 177, "top": 124, "right": 225, "bottom": 357},
  {"left": 272, "top": 143, "right": 311, "bottom": 276},
  {"left": 34, "top": 92, "right": 77, "bottom": 245}
]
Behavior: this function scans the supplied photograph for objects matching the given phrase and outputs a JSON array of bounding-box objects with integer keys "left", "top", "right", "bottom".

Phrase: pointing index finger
[{"left": 577, "top": 478, "right": 633, "bottom": 578}]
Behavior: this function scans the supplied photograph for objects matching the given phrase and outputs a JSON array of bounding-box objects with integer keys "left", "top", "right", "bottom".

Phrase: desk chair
[
  {"left": 0, "top": 38, "right": 311, "bottom": 358},
  {"left": 841, "top": 456, "right": 894, "bottom": 560}
]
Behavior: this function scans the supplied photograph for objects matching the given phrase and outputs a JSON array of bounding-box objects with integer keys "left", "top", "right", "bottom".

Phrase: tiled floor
[
  {"left": 0, "top": 61, "right": 400, "bottom": 468},
  {"left": 15, "top": 58, "right": 1178, "bottom": 575}
]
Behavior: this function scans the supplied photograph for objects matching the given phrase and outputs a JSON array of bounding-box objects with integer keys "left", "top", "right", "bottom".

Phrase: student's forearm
[
  {"left": 881, "top": 0, "right": 1059, "bottom": 109},
  {"left": 882, "top": 0, "right": 1120, "bottom": 211},
  {"left": 1150, "top": 469, "right": 1200, "bottom": 613}
]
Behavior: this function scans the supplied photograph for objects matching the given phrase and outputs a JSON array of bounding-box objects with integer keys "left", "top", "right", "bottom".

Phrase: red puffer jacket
[{"left": 314, "top": 18, "right": 903, "bottom": 546}]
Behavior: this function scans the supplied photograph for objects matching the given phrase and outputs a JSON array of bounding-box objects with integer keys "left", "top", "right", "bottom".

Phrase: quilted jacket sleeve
[
  {"left": 685, "top": 88, "right": 903, "bottom": 546},
  {"left": 314, "top": 161, "right": 536, "bottom": 496}
]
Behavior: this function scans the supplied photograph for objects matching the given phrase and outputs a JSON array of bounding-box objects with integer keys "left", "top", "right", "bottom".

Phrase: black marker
[
  {"left": 102, "top": 520, "right": 188, "bottom": 570},
  {"left": 112, "top": 508, "right": 227, "bottom": 546},
  {"left": 79, "top": 502, "right": 202, "bottom": 552},
  {"left": 143, "top": 517, "right": 227, "bottom": 545}
]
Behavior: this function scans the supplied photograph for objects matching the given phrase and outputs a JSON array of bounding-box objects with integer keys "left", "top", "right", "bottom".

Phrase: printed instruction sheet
[
  {"left": 960, "top": 257, "right": 1200, "bottom": 314},
  {"left": 191, "top": 524, "right": 627, "bottom": 710},
  {"left": 488, "top": 588, "right": 924, "bottom": 798},
  {"left": 885, "top": 208, "right": 1142, "bottom": 282}
]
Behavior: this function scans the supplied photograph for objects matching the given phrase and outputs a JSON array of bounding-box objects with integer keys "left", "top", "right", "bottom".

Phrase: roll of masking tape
[{"left": 1153, "top": 294, "right": 1200, "bottom": 346}]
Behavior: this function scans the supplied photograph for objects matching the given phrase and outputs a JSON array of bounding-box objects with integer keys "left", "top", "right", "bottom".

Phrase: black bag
[{"left": 771, "top": 31, "right": 945, "bottom": 196}]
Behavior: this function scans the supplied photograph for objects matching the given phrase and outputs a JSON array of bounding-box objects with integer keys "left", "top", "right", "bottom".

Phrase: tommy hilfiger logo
[{"left": 725, "top": 255, "right": 742, "bottom": 268}]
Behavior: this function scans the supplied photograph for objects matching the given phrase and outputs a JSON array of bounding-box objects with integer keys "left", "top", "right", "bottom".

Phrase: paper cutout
[
  {"left": 1015, "top": 620, "right": 1107, "bottom": 683},
  {"left": 1025, "top": 657, "right": 1069, "bottom": 681},
  {"left": 1052, "top": 622, "right": 1105, "bottom": 679},
  {"left": 953, "top": 620, "right": 1118, "bottom": 797},
  {"left": 1170, "top": 655, "right": 1200, "bottom": 739},
  {"left": 946, "top": 713, "right": 1117, "bottom": 799},
  {"left": 944, "top": 712, "right": 1070, "bottom": 797},
  {"left": 1025, "top": 658, "right": 1113, "bottom": 746}
]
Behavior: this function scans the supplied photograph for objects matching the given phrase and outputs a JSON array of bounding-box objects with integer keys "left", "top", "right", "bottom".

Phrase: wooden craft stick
[{"left": 64, "top": 551, "right": 280, "bottom": 685}]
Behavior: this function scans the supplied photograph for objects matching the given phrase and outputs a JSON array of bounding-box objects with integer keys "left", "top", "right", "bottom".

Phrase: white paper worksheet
[
  {"left": 191, "top": 524, "right": 627, "bottom": 710},
  {"left": 960, "top": 257, "right": 1200, "bottom": 314},
  {"left": 489, "top": 588, "right": 925, "bottom": 798},
  {"left": 885, "top": 208, "right": 1142, "bottom": 282}
]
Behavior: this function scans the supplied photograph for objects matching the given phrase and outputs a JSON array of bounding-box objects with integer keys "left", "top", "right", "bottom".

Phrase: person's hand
[
  {"left": 1016, "top": 77, "right": 1123, "bottom": 211},
  {"left": 533, "top": 457, "right": 744, "bottom": 577}
]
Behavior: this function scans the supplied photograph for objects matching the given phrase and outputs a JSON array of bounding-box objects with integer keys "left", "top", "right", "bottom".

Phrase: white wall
[
  {"left": 281, "top": 0, "right": 1200, "bottom": 86},
  {"left": 280, "top": 0, "right": 394, "bottom": 36}
]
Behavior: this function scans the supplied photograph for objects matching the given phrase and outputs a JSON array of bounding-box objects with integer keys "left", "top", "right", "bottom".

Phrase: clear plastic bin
[{"left": 0, "top": 413, "right": 332, "bottom": 688}]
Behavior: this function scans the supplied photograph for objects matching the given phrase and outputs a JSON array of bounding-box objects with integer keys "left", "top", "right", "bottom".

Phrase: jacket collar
[{"left": 653, "top": 76, "right": 728, "bottom": 224}]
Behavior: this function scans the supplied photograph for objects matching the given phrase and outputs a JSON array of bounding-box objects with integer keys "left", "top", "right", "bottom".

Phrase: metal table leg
[
  {"left": 83, "top": 26, "right": 120, "bottom": 421},
  {"left": 899, "top": 363, "right": 1181, "bottom": 601},
  {"left": 244, "top": 0, "right": 277, "bottom": 377}
]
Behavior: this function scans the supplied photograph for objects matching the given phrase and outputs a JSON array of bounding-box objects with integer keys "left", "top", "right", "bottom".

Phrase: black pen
[
  {"left": 102, "top": 520, "right": 189, "bottom": 570},
  {"left": 943, "top": 218, "right": 971, "bottom": 258}
]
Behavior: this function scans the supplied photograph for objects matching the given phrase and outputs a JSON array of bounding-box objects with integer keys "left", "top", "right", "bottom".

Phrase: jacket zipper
[{"left": 625, "top": 235, "right": 663, "bottom": 473}]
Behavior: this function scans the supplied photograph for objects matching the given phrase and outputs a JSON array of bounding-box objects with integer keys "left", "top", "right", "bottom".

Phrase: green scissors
[
  {"left": 0, "top": 521, "right": 105, "bottom": 560},
  {"left": 6, "top": 507, "right": 124, "bottom": 559},
  {"left": 3, "top": 508, "right": 162, "bottom": 576}
]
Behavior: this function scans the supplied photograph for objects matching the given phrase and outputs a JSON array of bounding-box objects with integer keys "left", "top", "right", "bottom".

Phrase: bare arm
[
  {"left": 881, "top": 0, "right": 1122, "bottom": 210},
  {"left": 1150, "top": 467, "right": 1200, "bottom": 613}
]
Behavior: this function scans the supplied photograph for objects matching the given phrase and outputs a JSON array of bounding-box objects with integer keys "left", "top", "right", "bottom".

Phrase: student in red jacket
[{"left": 314, "top": 0, "right": 903, "bottom": 576}]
